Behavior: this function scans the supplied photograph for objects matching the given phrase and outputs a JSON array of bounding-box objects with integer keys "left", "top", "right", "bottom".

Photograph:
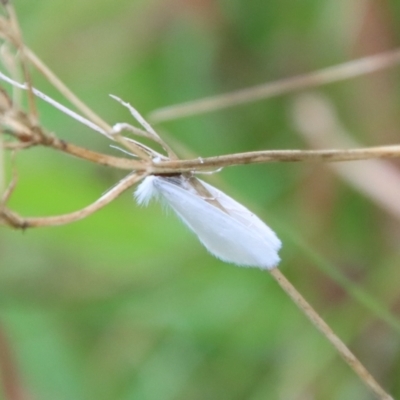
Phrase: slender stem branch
[
  {"left": 149, "top": 48, "right": 400, "bottom": 122},
  {"left": 5, "top": 128, "right": 400, "bottom": 174},
  {"left": 44, "top": 136, "right": 142, "bottom": 170},
  {"left": 0, "top": 172, "right": 144, "bottom": 229},
  {"left": 151, "top": 144, "right": 400, "bottom": 173},
  {"left": 269, "top": 268, "right": 393, "bottom": 400}
]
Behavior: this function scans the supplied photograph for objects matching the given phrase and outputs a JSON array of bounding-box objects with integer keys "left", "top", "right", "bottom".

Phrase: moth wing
[
  {"left": 198, "top": 179, "right": 281, "bottom": 252},
  {"left": 135, "top": 175, "right": 159, "bottom": 206},
  {"left": 153, "top": 177, "right": 280, "bottom": 269}
]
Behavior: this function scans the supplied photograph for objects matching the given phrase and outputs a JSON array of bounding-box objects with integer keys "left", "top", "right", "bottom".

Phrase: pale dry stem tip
[
  {"left": 110, "top": 94, "right": 158, "bottom": 136},
  {"left": 110, "top": 94, "right": 177, "bottom": 158}
]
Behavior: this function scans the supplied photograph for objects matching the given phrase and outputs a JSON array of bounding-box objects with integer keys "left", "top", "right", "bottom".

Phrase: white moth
[{"left": 135, "top": 175, "right": 281, "bottom": 269}]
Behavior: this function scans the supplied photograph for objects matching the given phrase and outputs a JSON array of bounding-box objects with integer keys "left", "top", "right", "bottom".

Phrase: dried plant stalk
[
  {"left": 151, "top": 145, "right": 400, "bottom": 174},
  {"left": 270, "top": 268, "right": 393, "bottom": 400},
  {"left": 0, "top": 172, "right": 144, "bottom": 229}
]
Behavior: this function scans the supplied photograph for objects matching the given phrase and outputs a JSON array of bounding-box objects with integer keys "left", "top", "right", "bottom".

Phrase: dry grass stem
[
  {"left": 149, "top": 48, "right": 400, "bottom": 122},
  {"left": 0, "top": 172, "right": 144, "bottom": 229},
  {"left": 111, "top": 95, "right": 177, "bottom": 159},
  {"left": 270, "top": 268, "right": 394, "bottom": 400},
  {"left": 45, "top": 138, "right": 141, "bottom": 170},
  {"left": 151, "top": 144, "right": 400, "bottom": 174}
]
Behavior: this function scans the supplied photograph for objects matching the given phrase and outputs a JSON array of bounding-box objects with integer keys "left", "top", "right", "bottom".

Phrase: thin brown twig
[
  {"left": 269, "top": 268, "right": 393, "bottom": 400},
  {"left": 149, "top": 48, "right": 400, "bottom": 122},
  {"left": 46, "top": 137, "right": 142, "bottom": 170},
  {"left": 0, "top": 172, "right": 144, "bottom": 229},
  {"left": 150, "top": 144, "right": 400, "bottom": 174},
  {"left": 8, "top": 133, "right": 400, "bottom": 173}
]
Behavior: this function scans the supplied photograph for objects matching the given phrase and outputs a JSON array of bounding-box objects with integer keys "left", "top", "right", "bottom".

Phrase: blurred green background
[{"left": 1, "top": 0, "right": 400, "bottom": 399}]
